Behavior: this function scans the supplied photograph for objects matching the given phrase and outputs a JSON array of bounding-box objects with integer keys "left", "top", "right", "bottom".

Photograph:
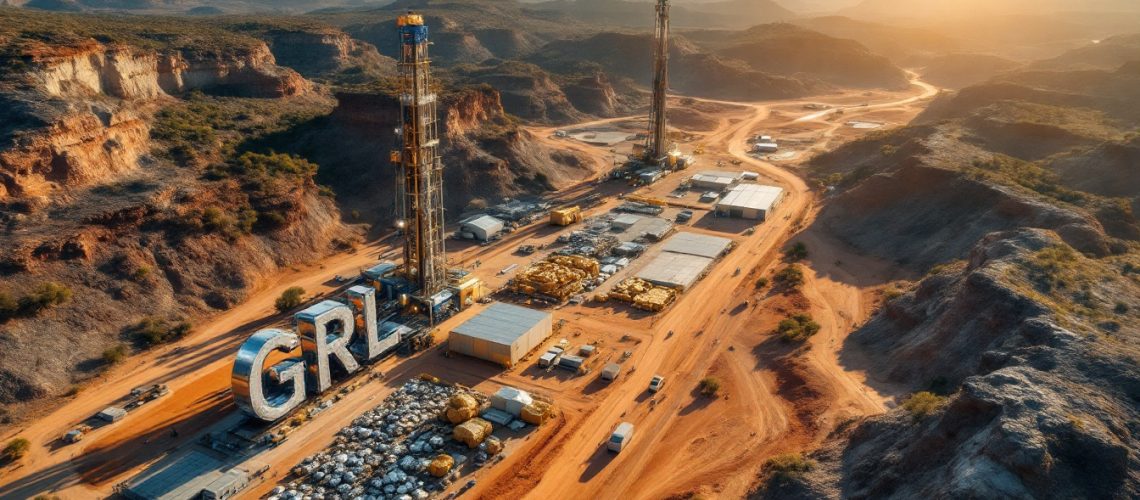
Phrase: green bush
[
  {"left": 130, "top": 317, "right": 192, "bottom": 347},
  {"left": 902, "top": 391, "right": 946, "bottom": 419},
  {"left": 102, "top": 344, "right": 129, "bottom": 365},
  {"left": 18, "top": 282, "right": 72, "bottom": 315},
  {"left": 777, "top": 314, "right": 821, "bottom": 342},
  {"left": 765, "top": 453, "right": 816, "bottom": 485},
  {"left": 755, "top": 277, "right": 770, "bottom": 289},
  {"left": 275, "top": 286, "right": 306, "bottom": 313},
  {"left": 3, "top": 437, "right": 30, "bottom": 462},
  {"left": 698, "top": 377, "right": 721, "bottom": 397},
  {"left": 784, "top": 242, "right": 808, "bottom": 262},
  {"left": 774, "top": 265, "right": 805, "bottom": 289}
]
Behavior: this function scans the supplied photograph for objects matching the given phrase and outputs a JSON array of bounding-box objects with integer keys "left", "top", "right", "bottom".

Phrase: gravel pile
[{"left": 271, "top": 379, "right": 494, "bottom": 500}]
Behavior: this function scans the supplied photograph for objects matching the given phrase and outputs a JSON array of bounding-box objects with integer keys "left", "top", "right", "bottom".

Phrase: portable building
[
  {"left": 637, "top": 252, "right": 715, "bottom": 291},
  {"left": 716, "top": 184, "right": 785, "bottom": 221},
  {"left": 538, "top": 351, "right": 562, "bottom": 367},
  {"left": 459, "top": 215, "right": 506, "bottom": 241},
  {"left": 558, "top": 354, "right": 586, "bottom": 371},
  {"left": 201, "top": 470, "right": 249, "bottom": 500},
  {"left": 753, "top": 141, "right": 779, "bottom": 153},
  {"left": 449, "top": 302, "right": 553, "bottom": 367},
  {"left": 661, "top": 232, "right": 733, "bottom": 259},
  {"left": 601, "top": 363, "right": 621, "bottom": 381},
  {"left": 98, "top": 406, "right": 127, "bottom": 423}
]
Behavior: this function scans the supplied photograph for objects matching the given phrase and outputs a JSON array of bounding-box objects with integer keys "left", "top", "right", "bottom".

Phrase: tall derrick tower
[
  {"left": 394, "top": 13, "right": 448, "bottom": 301},
  {"left": 645, "top": 0, "right": 670, "bottom": 163}
]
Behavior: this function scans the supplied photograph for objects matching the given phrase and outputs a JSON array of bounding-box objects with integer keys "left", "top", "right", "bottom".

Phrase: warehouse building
[
  {"left": 689, "top": 171, "right": 742, "bottom": 191},
  {"left": 661, "top": 232, "right": 733, "bottom": 258},
  {"left": 459, "top": 215, "right": 506, "bottom": 241},
  {"left": 449, "top": 302, "right": 553, "bottom": 367},
  {"left": 716, "top": 184, "right": 785, "bottom": 221},
  {"left": 637, "top": 252, "right": 714, "bottom": 291}
]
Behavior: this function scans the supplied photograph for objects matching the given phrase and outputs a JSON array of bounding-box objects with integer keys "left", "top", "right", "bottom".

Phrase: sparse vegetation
[
  {"left": 764, "top": 453, "right": 816, "bottom": 486},
  {"left": 1024, "top": 244, "right": 1079, "bottom": 292},
  {"left": 755, "top": 277, "right": 770, "bottom": 289},
  {"left": 129, "top": 317, "right": 192, "bottom": 347},
  {"left": 0, "top": 283, "right": 73, "bottom": 322},
  {"left": 1114, "top": 302, "right": 1129, "bottom": 314},
  {"left": 102, "top": 344, "right": 130, "bottom": 365},
  {"left": 698, "top": 377, "right": 721, "bottom": 397},
  {"left": 784, "top": 242, "right": 809, "bottom": 262},
  {"left": 275, "top": 286, "right": 306, "bottom": 313},
  {"left": 969, "top": 155, "right": 1085, "bottom": 205},
  {"left": 773, "top": 265, "right": 805, "bottom": 289},
  {"left": 3, "top": 437, "right": 31, "bottom": 462},
  {"left": 777, "top": 314, "right": 821, "bottom": 342},
  {"left": 902, "top": 391, "right": 947, "bottom": 419}
]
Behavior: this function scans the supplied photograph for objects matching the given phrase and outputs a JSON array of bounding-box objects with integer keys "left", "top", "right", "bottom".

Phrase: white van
[{"left": 608, "top": 422, "right": 635, "bottom": 453}]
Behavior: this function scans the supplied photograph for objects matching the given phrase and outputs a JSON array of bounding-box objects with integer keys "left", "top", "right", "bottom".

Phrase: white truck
[{"left": 608, "top": 422, "right": 635, "bottom": 453}]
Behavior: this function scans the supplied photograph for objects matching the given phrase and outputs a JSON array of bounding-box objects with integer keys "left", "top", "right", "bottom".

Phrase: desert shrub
[
  {"left": 231, "top": 151, "right": 317, "bottom": 179},
  {"left": 129, "top": 317, "right": 192, "bottom": 347},
  {"left": 764, "top": 453, "right": 816, "bottom": 485},
  {"left": 131, "top": 266, "right": 151, "bottom": 281},
  {"left": 784, "top": 242, "right": 808, "bottom": 262},
  {"left": 755, "top": 277, "right": 770, "bottom": 289},
  {"left": 0, "top": 291, "right": 17, "bottom": 321},
  {"left": 774, "top": 265, "right": 804, "bottom": 289},
  {"left": 3, "top": 438, "right": 30, "bottom": 462},
  {"left": 1025, "top": 244, "right": 1078, "bottom": 292},
  {"left": 777, "top": 314, "right": 821, "bottom": 342},
  {"left": 902, "top": 391, "right": 946, "bottom": 419},
  {"left": 1114, "top": 302, "right": 1129, "bottom": 314},
  {"left": 698, "top": 377, "right": 721, "bottom": 397},
  {"left": 18, "top": 282, "right": 72, "bottom": 315},
  {"left": 102, "top": 344, "right": 129, "bottom": 365},
  {"left": 275, "top": 286, "right": 306, "bottom": 312}
]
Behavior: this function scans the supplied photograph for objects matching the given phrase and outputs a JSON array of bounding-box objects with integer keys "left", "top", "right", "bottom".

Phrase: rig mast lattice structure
[
  {"left": 645, "top": 0, "right": 671, "bottom": 163},
  {"left": 394, "top": 13, "right": 448, "bottom": 300}
]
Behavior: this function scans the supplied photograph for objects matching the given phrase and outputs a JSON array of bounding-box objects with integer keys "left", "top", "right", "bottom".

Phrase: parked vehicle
[
  {"left": 648, "top": 375, "right": 665, "bottom": 393},
  {"left": 608, "top": 422, "right": 635, "bottom": 453}
]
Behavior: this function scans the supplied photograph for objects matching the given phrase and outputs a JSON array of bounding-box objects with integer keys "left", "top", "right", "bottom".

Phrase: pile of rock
[{"left": 271, "top": 379, "right": 498, "bottom": 500}]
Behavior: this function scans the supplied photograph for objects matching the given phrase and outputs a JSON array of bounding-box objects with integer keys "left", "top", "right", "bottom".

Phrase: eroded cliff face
[{"left": 1, "top": 39, "right": 309, "bottom": 200}]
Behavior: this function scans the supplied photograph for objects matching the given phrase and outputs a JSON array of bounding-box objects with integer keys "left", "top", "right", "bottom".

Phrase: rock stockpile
[{"left": 272, "top": 379, "right": 502, "bottom": 500}]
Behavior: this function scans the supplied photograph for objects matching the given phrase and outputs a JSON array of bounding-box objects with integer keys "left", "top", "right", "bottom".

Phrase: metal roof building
[
  {"left": 637, "top": 252, "right": 714, "bottom": 291},
  {"left": 716, "top": 184, "right": 785, "bottom": 221},
  {"left": 661, "top": 232, "right": 733, "bottom": 258},
  {"left": 690, "top": 171, "right": 741, "bottom": 191},
  {"left": 459, "top": 215, "right": 506, "bottom": 241},
  {"left": 121, "top": 450, "right": 227, "bottom": 500},
  {"left": 449, "top": 302, "right": 553, "bottom": 367}
]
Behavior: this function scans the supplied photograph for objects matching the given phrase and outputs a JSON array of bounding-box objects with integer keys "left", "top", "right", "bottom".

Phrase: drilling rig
[
  {"left": 393, "top": 13, "right": 448, "bottom": 318},
  {"left": 645, "top": 0, "right": 670, "bottom": 165}
]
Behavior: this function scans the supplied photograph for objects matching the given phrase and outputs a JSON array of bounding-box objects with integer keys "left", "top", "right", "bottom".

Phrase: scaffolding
[
  {"left": 394, "top": 13, "right": 448, "bottom": 300},
  {"left": 645, "top": 0, "right": 670, "bottom": 163}
]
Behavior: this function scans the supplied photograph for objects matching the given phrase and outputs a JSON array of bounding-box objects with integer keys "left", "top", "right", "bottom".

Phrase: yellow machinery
[
  {"left": 449, "top": 274, "right": 486, "bottom": 310},
  {"left": 625, "top": 195, "right": 668, "bottom": 207},
  {"left": 510, "top": 255, "right": 600, "bottom": 302},
  {"left": 550, "top": 206, "right": 583, "bottom": 226},
  {"left": 609, "top": 277, "right": 677, "bottom": 312}
]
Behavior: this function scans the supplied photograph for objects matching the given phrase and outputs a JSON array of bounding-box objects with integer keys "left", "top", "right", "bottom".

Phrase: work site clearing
[{"left": 0, "top": 71, "right": 937, "bottom": 500}]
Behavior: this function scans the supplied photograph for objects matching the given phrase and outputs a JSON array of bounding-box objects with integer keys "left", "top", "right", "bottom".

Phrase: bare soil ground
[{"left": 0, "top": 76, "right": 938, "bottom": 500}]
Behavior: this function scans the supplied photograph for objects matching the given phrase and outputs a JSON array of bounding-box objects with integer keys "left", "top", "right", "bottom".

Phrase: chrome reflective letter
[
  {"left": 346, "top": 285, "right": 381, "bottom": 361},
  {"left": 297, "top": 300, "right": 360, "bottom": 393},
  {"left": 232, "top": 329, "right": 306, "bottom": 421}
]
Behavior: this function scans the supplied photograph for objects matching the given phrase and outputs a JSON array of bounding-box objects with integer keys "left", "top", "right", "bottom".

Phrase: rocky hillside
[
  {"left": 918, "top": 53, "right": 1021, "bottom": 89},
  {"left": 1030, "top": 34, "right": 1140, "bottom": 72},
  {"left": 685, "top": 23, "right": 911, "bottom": 90},
  {"left": 527, "top": 32, "right": 826, "bottom": 101},
  {"left": 755, "top": 64, "right": 1140, "bottom": 499},
  {"left": 525, "top": 0, "right": 797, "bottom": 29}
]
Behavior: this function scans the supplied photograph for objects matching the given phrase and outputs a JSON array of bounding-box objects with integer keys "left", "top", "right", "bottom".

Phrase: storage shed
[
  {"left": 716, "top": 184, "right": 785, "bottom": 221},
  {"left": 449, "top": 302, "right": 553, "bottom": 367},
  {"left": 690, "top": 171, "right": 741, "bottom": 191},
  {"left": 637, "top": 252, "right": 715, "bottom": 291},
  {"left": 459, "top": 215, "right": 506, "bottom": 241},
  {"left": 661, "top": 232, "right": 733, "bottom": 258}
]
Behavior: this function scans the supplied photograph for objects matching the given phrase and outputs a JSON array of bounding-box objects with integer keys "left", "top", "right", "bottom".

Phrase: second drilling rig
[{"left": 645, "top": 0, "right": 671, "bottom": 165}]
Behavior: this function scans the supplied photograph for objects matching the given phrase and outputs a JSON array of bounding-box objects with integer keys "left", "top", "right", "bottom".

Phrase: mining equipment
[
  {"left": 645, "top": 0, "right": 671, "bottom": 165},
  {"left": 392, "top": 12, "right": 450, "bottom": 322},
  {"left": 550, "top": 206, "right": 584, "bottom": 226}
]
